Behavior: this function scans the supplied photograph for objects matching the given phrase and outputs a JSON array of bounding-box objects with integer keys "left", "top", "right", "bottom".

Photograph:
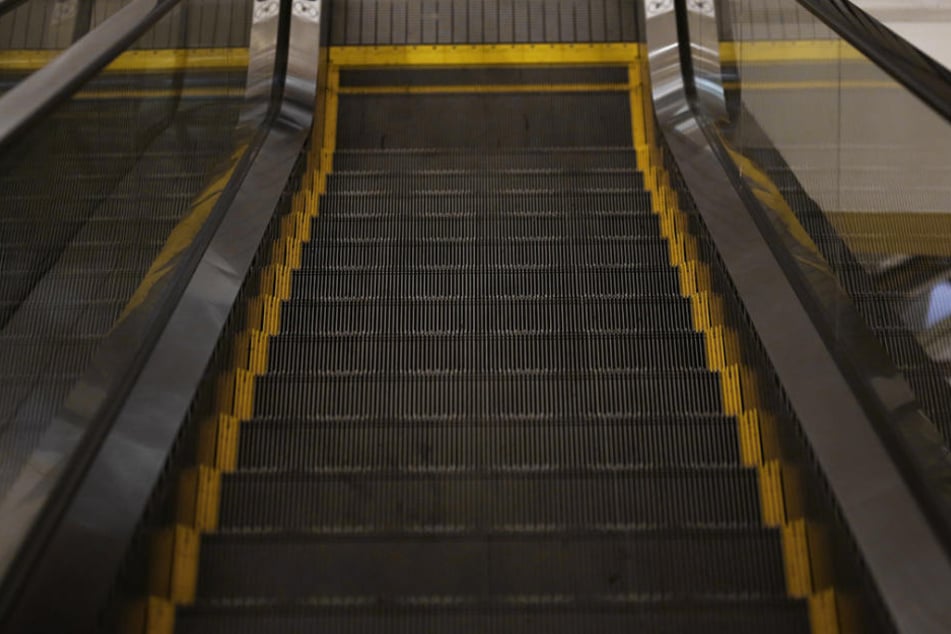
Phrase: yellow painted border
[
  {"left": 338, "top": 81, "right": 635, "bottom": 95},
  {"left": 720, "top": 40, "right": 864, "bottom": 64},
  {"left": 0, "top": 47, "right": 249, "bottom": 73},
  {"left": 330, "top": 42, "right": 643, "bottom": 67},
  {"left": 725, "top": 80, "right": 897, "bottom": 91}
]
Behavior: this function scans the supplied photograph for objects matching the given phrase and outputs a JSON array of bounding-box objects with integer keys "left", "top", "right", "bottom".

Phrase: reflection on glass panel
[
  {"left": 719, "top": 0, "right": 951, "bottom": 443},
  {"left": 0, "top": 0, "right": 253, "bottom": 503}
]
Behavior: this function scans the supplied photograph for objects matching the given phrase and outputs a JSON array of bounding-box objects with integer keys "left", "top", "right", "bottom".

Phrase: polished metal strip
[
  {"left": 683, "top": 0, "right": 726, "bottom": 119},
  {"left": 0, "top": 0, "right": 184, "bottom": 153},
  {"left": 0, "top": 1, "right": 325, "bottom": 632},
  {"left": 643, "top": 2, "right": 951, "bottom": 631}
]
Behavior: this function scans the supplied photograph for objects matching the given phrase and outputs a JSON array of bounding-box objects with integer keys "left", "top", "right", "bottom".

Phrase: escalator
[
  {"left": 2, "top": 1, "right": 951, "bottom": 633},
  {"left": 125, "top": 58, "right": 848, "bottom": 633}
]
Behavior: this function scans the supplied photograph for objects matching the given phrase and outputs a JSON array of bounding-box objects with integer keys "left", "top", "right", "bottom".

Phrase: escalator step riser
[
  {"left": 236, "top": 417, "right": 743, "bottom": 470},
  {"left": 218, "top": 469, "right": 762, "bottom": 530},
  {"left": 326, "top": 171, "right": 645, "bottom": 192},
  {"left": 331, "top": 149, "right": 640, "bottom": 172},
  {"left": 265, "top": 334, "right": 708, "bottom": 373},
  {"left": 318, "top": 192, "right": 655, "bottom": 216},
  {"left": 289, "top": 270, "right": 682, "bottom": 299},
  {"left": 196, "top": 531, "right": 788, "bottom": 599},
  {"left": 252, "top": 372, "right": 724, "bottom": 418},
  {"left": 278, "top": 299, "right": 695, "bottom": 334}
]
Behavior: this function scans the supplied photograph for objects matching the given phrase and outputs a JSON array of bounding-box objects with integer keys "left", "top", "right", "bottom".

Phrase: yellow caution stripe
[
  {"left": 338, "top": 82, "right": 635, "bottom": 95},
  {"left": 330, "top": 42, "right": 643, "bottom": 67},
  {"left": 720, "top": 40, "right": 865, "bottom": 64},
  {"left": 0, "top": 47, "right": 249, "bottom": 73}
]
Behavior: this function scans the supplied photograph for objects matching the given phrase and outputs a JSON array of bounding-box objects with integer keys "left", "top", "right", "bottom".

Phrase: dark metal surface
[
  {"left": 0, "top": 0, "right": 183, "bottom": 153},
  {"left": 794, "top": 0, "right": 951, "bottom": 123},
  {"left": 328, "top": 0, "right": 639, "bottom": 45},
  {"left": 0, "top": 1, "right": 324, "bottom": 632},
  {"left": 644, "top": 1, "right": 951, "bottom": 631}
]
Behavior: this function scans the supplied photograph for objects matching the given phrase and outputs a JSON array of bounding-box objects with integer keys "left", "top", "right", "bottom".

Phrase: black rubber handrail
[
  {"left": 795, "top": 0, "right": 951, "bottom": 123},
  {"left": 0, "top": 0, "right": 184, "bottom": 153}
]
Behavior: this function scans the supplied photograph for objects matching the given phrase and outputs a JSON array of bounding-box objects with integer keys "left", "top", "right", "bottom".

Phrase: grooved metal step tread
[
  {"left": 301, "top": 241, "right": 672, "bottom": 268},
  {"left": 252, "top": 370, "right": 724, "bottom": 418},
  {"left": 318, "top": 192, "right": 654, "bottom": 215},
  {"left": 265, "top": 332, "right": 707, "bottom": 373},
  {"left": 196, "top": 529, "right": 788, "bottom": 599},
  {"left": 218, "top": 467, "right": 762, "bottom": 530},
  {"left": 288, "top": 269, "right": 682, "bottom": 298},
  {"left": 331, "top": 148, "right": 640, "bottom": 172},
  {"left": 236, "top": 414, "right": 742, "bottom": 470},
  {"left": 175, "top": 598, "right": 811, "bottom": 634},
  {"left": 326, "top": 171, "right": 645, "bottom": 192},
  {"left": 279, "top": 297, "right": 695, "bottom": 334}
]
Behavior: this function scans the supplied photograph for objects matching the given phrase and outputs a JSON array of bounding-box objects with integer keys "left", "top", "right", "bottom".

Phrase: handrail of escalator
[
  {"left": 0, "top": 0, "right": 325, "bottom": 630},
  {"left": 0, "top": 0, "right": 184, "bottom": 153},
  {"left": 794, "top": 0, "right": 951, "bottom": 122}
]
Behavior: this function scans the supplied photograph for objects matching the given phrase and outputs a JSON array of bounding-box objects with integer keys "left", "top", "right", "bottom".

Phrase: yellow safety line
[
  {"left": 0, "top": 47, "right": 249, "bottom": 73},
  {"left": 725, "top": 80, "right": 897, "bottom": 91},
  {"left": 719, "top": 40, "right": 864, "bottom": 64},
  {"left": 73, "top": 87, "right": 245, "bottom": 100},
  {"left": 825, "top": 211, "right": 951, "bottom": 256},
  {"left": 330, "top": 42, "right": 643, "bottom": 67},
  {"left": 338, "top": 82, "right": 634, "bottom": 95},
  {"left": 630, "top": 59, "right": 840, "bottom": 634}
]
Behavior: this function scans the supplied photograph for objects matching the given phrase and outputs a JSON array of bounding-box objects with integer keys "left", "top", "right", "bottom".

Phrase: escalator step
[
  {"left": 332, "top": 148, "right": 640, "bottom": 171},
  {"left": 301, "top": 239, "right": 671, "bottom": 268},
  {"left": 310, "top": 216, "right": 662, "bottom": 240},
  {"left": 289, "top": 269, "right": 682, "bottom": 299},
  {"left": 236, "top": 415, "right": 742, "bottom": 471},
  {"left": 265, "top": 333, "right": 708, "bottom": 373},
  {"left": 326, "top": 170, "right": 645, "bottom": 192},
  {"left": 195, "top": 529, "right": 788, "bottom": 599},
  {"left": 252, "top": 370, "right": 724, "bottom": 418},
  {"left": 218, "top": 468, "right": 761, "bottom": 530},
  {"left": 319, "top": 192, "right": 654, "bottom": 216},
  {"left": 176, "top": 599, "right": 811, "bottom": 634},
  {"left": 278, "top": 297, "right": 696, "bottom": 334}
]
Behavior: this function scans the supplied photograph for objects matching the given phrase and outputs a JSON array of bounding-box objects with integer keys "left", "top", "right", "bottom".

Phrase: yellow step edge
[
  {"left": 338, "top": 82, "right": 636, "bottom": 95},
  {"left": 176, "top": 465, "right": 221, "bottom": 532},
  {"left": 809, "top": 589, "right": 841, "bottom": 634},
  {"left": 197, "top": 414, "right": 241, "bottom": 471},
  {"left": 148, "top": 525, "right": 200, "bottom": 604},
  {"left": 330, "top": 42, "right": 643, "bottom": 68},
  {"left": 215, "top": 369, "right": 255, "bottom": 420},
  {"left": 121, "top": 597, "right": 175, "bottom": 634},
  {"left": 783, "top": 519, "right": 815, "bottom": 597},
  {"left": 0, "top": 47, "right": 250, "bottom": 73}
]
